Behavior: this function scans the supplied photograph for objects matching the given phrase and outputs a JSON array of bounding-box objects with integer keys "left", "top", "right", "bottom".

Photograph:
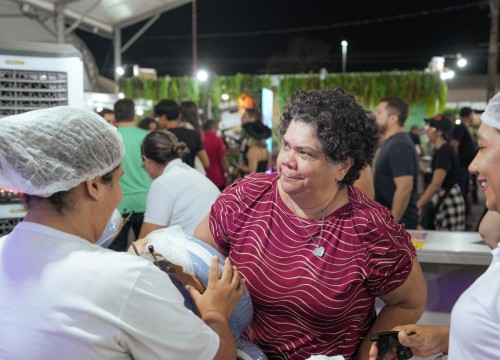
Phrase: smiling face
[
  {"left": 277, "top": 120, "right": 346, "bottom": 199},
  {"left": 469, "top": 123, "right": 500, "bottom": 212}
]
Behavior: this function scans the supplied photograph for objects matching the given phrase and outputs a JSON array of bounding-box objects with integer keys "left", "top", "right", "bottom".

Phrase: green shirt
[{"left": 117, "top": 127, "right": 152, "bottom": 213}]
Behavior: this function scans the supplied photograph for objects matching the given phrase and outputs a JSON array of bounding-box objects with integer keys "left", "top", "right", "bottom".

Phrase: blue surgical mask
[{"left": 96, "top": 209, "right": 122, "bottom": 248}]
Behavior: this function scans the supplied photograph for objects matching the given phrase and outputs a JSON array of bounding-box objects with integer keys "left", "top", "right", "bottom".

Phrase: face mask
[{"left": 96, "top": 209, "right": 122, "bottom": 248}]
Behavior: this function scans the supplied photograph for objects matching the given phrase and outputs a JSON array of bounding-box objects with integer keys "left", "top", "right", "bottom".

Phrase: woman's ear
[
  {"left": 336, "top": 157, "right": 354, "bottom": 182},
  {"left": 84, "top": 177, "right": 101, "bottom": 201}
]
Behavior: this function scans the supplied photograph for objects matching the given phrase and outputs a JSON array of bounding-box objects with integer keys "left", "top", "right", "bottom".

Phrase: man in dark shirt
[
  {"left": 374, "top": 97, "right": 419, "bottom": 229},
  {"left": 154, "top": 99, "right": 209, "bottom": 168},
  {"left": 451, "top": 107, "right": 477, "bottom": 216}
]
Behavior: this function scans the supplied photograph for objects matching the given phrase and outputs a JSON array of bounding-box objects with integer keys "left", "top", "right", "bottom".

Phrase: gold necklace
[{"left": 288, "top": 195, "right": 327, "bottom": 258}]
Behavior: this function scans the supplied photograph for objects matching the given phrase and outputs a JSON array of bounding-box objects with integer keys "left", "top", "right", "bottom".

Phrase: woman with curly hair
[{"left": 195, "top": 88, "right": 427, "bottom": 360}]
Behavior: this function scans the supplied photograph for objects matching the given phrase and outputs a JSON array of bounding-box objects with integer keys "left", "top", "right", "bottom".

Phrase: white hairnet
[
  {"left": 0, "top": 106, "right": 125, "bottom": 197},
  {"left": 481, "top": 92, "right": 500, "bottom": 130}
]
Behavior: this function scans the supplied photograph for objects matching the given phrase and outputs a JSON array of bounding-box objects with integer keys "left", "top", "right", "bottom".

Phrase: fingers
[
  {"left": 368, "top": 342, "right": 378, "bottom": 360},
  {"left": 186, "top": 284, "right": 201, "bottom": 303},
  {"left": 219, "top": 257, "right": 245, "bottom": 292},
  {"left": 208, "top": 256, "right": 220, "bottom": 284}
]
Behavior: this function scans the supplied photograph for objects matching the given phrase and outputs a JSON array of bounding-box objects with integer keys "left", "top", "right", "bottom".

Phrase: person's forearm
[
  {"left": 203, "top": 312, "right": 237, "bottom": 360},
  {"left": 416, "top": 183, "right": 440, "bottom": 209},
  {"left": 391, "top": 188, "right": 411, "bottom": 223},
  {"left": 354, "top": 303, "right": 425, "bottom": 360}
]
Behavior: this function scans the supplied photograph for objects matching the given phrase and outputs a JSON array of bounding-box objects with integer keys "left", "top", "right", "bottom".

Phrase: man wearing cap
[
  {"left": 374, "top": 97, "right": 419, "bottom": 229},
  {"left": 451, "top": 107, "right": 477, "bottom": 217}
]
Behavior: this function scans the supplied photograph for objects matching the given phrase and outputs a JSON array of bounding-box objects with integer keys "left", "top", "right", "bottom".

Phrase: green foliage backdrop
[{"left": 119, "top": 71, "right": 446, "bottom": 118}]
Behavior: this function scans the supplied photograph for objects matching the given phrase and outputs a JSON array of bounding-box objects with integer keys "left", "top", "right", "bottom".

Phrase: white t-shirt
[
  {"left": 449, "top": 246, "right": 500, "bottom": 359},
  {"left": 0, "top": 222, "right": 219, "bottom": 360},
  {"left": 144, "top": 158, "right": 220, "bottom": 235}
]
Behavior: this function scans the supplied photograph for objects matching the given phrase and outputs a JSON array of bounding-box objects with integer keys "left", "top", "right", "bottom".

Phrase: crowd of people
[{"left": 0, "top": 88, "right": 496, "bottom": 360}]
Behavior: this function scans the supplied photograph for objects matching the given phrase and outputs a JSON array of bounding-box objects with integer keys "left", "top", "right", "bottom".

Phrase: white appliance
[{"left": 0, "top": 41, "right": 84, "bottom": 234}]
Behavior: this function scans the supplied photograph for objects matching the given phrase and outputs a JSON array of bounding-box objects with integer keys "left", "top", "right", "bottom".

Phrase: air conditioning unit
[{"left": 0, "top": 41, "right": 84, "bottom": 234}]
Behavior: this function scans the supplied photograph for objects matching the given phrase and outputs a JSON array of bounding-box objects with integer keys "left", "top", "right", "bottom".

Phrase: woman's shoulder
[
  {"left": 348, "top": 186, "right": 397, "bottom": 229},
  {"left": 222, "top": 172, "right": 277, "bottom": 200}
]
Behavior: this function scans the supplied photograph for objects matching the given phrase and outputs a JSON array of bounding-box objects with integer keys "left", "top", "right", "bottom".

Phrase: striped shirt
[{"left": 209, "top": 172, "right": 416, "bottom": 360}]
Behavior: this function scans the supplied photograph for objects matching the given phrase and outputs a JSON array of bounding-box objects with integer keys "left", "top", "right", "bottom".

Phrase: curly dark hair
[{"left": 276, "top": 88, "right": 379, "bottom": 187}]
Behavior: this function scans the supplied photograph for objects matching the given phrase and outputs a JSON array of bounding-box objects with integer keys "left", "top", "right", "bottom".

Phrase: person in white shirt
[
  {"left": 0, "top": 106, "right": 244, "bottom": 360},
  {"left": 138, "top": 129, "right": 220, "bottom": 239},
  {"left": 369, "top": 92, "right": 500, "bottom": 360}
]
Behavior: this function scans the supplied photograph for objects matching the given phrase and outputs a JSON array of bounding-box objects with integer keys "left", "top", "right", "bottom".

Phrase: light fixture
[
  {"left": 341, "top": 41, "right": 348, "bottom": 73},
  {"left": 116, "top": 66, "right": 125, "bottom": 76},
  {"left": 440, "top": 69, "right": 455, "bottom": 80},
  {"left": 197, "top": 70, "right": 208, "bottom": 82},
  {"left": 221, "top": 93, "right": 229, "bottom": 101},
  {"left": 457, "top": 53, "right": 467, "bottom": 68}
]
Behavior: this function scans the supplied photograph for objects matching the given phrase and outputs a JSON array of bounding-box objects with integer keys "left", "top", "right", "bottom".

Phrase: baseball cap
[{"left": 424, "top": 114, "right": 453, "bottom": 133}]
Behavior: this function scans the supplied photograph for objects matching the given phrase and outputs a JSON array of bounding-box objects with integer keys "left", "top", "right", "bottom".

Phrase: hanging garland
[{"left": 118, "top": 70, "right": 446, "bottom": 118}]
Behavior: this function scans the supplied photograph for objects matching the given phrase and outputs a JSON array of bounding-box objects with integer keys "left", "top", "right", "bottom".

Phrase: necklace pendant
[{"left": 313, "top": 246, "right": 325, "bottom": 258}]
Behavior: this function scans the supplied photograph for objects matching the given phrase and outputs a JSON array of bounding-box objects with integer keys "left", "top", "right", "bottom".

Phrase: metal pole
[
  {"left": 56, "top": 0, "right": 65, "bottom": 43},
  {"left": 487, "top": 0, "right": 499, "bottom": 101},
  {"left": 341, "top": 41, "right": 348, "bottom": 73},
  {"left": 192, "top": 0, "right": 198, "bottom": 76},
  {"left": 114, "top": 27, "right": 122, "bottom": 86}
]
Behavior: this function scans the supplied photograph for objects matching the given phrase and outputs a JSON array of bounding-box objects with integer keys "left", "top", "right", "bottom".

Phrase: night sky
[{"left": 76, "top": 0, "right": 492, "bottom": 79}]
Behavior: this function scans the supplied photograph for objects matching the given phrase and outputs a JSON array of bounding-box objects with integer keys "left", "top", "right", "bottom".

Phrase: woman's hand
[
  {"left": 368, "top": 325, "right": 450, "bottom": 360},
  {"left": 188, "top": 256, "right": 245, "bottom": 322}
]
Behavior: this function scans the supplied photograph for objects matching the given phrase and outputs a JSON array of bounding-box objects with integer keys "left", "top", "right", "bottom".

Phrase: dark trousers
[
  {"left": 458, "top": 167, "right": 471, "bottom": 216},
  {"left": 108, "top": 212, "right": 144, "bottom": 252}
]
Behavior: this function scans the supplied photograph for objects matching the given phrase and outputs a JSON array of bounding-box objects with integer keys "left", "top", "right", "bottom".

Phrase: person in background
[
  {"left": 203, "top": 119, "right": 230, "bottom": 191},
  {"left": 98, "top": 108, "right": 116, "bottom": 126},
  {"left": 195, "top": 88, "right": 427, "bottom": 360},
  {"left": 374, "top": 97, "right": 419, "bottom": 229},
  {"left": 369, "top": 91, "right": 500, "bottom": 360},
  {"left": 180, "top": 100, "right": 202, "bottom": 133},
  {"left": 238, "top": 120, "right": 272, "bottom": 175},
  {"left": 417, "top": 115, "right": 465, "bottom": 230},
  {"left": 179, "top": 100, "right": 207, "bottom": 174},
  {"left": 451, "top": 107, "right": 478, "bottom": 217},
  {"left": 0, "top": 106, "right": 244, "bottom": 360},
  {"left": 138, "top": 130, "right": 220, "bottom": 239},
  {"left": 409, "top": 125, "right": 425, "bottom": 157},
  {"left": 138, "top": 117, "right": 158, "bottom": 132},
  {"left": 241, "top": 108, "right": 261, "bottom": 125},
  {"left": 109, "top": 99, "right": 152, "bottom": 251},
  {"left": 154, "top": 99, "right": 210, "bottom": 170}
]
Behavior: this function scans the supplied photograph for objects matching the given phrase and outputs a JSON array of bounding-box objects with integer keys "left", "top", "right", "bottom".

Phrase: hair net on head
[
  {"left": 0, "top": 106, "right": 125, "bottom": 197},
  {"left": 481, "top": 92, "right": 500, "bottom": 130}
]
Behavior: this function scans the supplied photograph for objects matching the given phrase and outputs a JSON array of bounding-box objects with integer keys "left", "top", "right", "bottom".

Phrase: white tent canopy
[{"left": 0, "top": 0, "right": 193, "bottom": 90}]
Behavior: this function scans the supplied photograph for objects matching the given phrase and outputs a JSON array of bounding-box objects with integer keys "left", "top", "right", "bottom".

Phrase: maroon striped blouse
[{"left": 209, "top": 172, "right": 416, "bottom": 360}]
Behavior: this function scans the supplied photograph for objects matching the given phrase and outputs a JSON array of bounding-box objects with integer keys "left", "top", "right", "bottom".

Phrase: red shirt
[
  {"left": 202, "top": 131, "right": 227, "bottom": 187},
  {"left": 209, "top": 173, "right": 416, "bottom": 360}
]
